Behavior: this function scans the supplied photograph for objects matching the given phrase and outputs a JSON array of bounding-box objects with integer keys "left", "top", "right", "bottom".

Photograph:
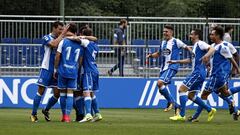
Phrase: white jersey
[
  {"left": 41, "top": 33, "right": 56, "bottom": 72},
  {"left": 159, "top": 37, "right": 187, "bottom": 71},
  {"left": 223, "top": 41, "right": 237, "bottom": 54},
  {"left": 223, "top": 33, "right": 232, "bottom": 43}
]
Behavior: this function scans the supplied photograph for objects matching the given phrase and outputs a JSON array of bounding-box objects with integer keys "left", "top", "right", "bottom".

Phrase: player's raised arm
[{"left": 49, "top": 24, "right": 70, "bottom": 48}]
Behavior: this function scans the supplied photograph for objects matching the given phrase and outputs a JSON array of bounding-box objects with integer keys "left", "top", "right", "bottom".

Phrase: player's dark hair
[
  {"left": 193, "top": 28, "right": 203, "bottom": 40},
  {"left": 68, "top": 23, "right": 77, "bottom": 34},
  {"left": 164, "top": 25, "right": 174, "bottom": 31},
  {"left": 213, "top": 26, "right": 224, "bottom": 40},
  {"left": 119, "top": 19, "right": 127, "bottom": 25},
  {"left": 82, "top": 28, "right": 93, "bottom": 36},
  {"left": 79, "top": 26, "right": 88, "bottom": 34},
  {"left": 225, "top": 26, "right": 233, "bottom": 33},
  {"left": 51, "top": 21, "right": 64, "bottom": 29}
]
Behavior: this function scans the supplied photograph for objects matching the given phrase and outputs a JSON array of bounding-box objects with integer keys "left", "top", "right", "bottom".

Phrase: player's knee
[
  {"left": 53, "top": 88, "right": 60, "bottom": 98},
  {"left": 157, "top": 80, "right": 164, "bottom": 88},
  {"left": 178, "top": 85, "right": 188, "bottom": 93},
  {"left": 201, "top": 90, "right": 209, "bottom": 100},
  {"left": 83, "top": 91, "right": 91, "bottom": 97},
  {"left": 37, "top": 86, "right": 45, "bottom": 95},
  {"left": 188, "top": 92, "right": 195, "bottom": 100}
]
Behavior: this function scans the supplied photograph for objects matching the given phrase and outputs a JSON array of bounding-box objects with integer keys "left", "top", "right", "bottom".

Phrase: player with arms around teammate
[
  {"left": 54, "top": 23, "right": 85, "bottom": 122},
  {"left": 69, "top": 28, "right": 102, "bottom": 122},
  {"left": 168, "top": 29, "right": 216, "bottom": 122},
  {"left": 30, "top": 21, "right": 69, "bottom": 122},
  {"left": 189, "top": 26, "right": 240, "bottom": 122},
  {"left": 146, "top": 25, "right": 193, "bottom": 113}
]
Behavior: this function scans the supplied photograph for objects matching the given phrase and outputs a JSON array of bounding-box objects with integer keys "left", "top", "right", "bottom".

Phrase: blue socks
[
  {"left": 159, "top": 85, "right": 173, "bottom": 103},
  {"left": 32, "top": 93, "right": 42, "bottom": 115},
  {"left": 192, "top": 99, "right": 207, "bottom": 119},
  {"left": 65, "top": 93, "right": 73, "bottom": 115},
  {"left": 75, "top": 96, "right": 85, "bottom": 115},
  {"left": 159, "top": 85, "right": 179, "bottom": 108},
  {"left": 60, "top": 93, "right": 67, "bottom": 115},
  {"left": 84, "top": 96, "right": 92, "bottom": 114},
  {"left": 60, "top": 93, "right": 74, "bottom": 115},
  {"left": 193, "top": 96, "right": 211, "bottom": 112},
  {"left": 45, "top": 96, "right": 58, "bottom": 111},
  {"left": 92, "top": 95, "right": 100, "bottom": 114},
  {"left": 179, "top": 93, "right": 188, "bottom": 117}
]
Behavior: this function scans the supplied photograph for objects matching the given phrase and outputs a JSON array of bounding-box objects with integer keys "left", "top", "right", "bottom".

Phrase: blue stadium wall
[{"left": 0, "top": 77, "right": 240, "bottom": 109}]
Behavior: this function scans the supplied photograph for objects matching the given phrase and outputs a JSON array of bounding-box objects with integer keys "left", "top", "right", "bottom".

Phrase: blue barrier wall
[{"left": 0, "top": 77, "right": 240, "bottom": 109}]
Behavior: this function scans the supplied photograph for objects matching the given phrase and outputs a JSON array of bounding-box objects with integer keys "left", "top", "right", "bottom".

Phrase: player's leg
[
  {"left": 158, "top": 69, "right": 179, "bottom": 112},
  {"left": 31, "top": 85, "right": 45, "bottom": 122},
  {"left": 218, "top": 85, "right": 240, "bottom": 120},
  {"left": 229, "top": 86, "right": 240, "bottom": 95},
  {"left": 31, "top": 69, "right": 51, "bottom": 122},
  {"left": 74, "top": 90, "right": 85, "bottom": 122},
  {"left": 65, "top": 89, "right": 74, "bottom": 122},
  {"left": 188, "top": 90, "right": 211, "bottom": 122},
  {"left": 90, "top": 73, "right": 102, "bottom": 122},
  {"left": 191, "top": 90, "right": 216, "bottom": 122},
  {"left": 169, "top": 84, "right": 188, "bottom": 121},
  {"left": 42, "top": 86, "right": 60, "bottom": 122},
  {"left": 80, "top": 73, "right": 93, "bottom": 123},
  {"left": 57, "top": 75, "right": 68, "bottom": 122}
]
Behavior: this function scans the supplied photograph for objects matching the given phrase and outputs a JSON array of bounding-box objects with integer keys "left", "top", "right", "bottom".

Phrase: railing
[
  {"left": 0, "top": 43, "right": 196, "bottom": 77},
  {"left": 1, "top": 43, "right": 239, "bottom": 78},
  {"left": 0, "top": 15, "right": 240, "bottom": 45}
]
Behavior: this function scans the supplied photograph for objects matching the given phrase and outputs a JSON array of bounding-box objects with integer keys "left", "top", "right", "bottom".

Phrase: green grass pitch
[{"left": 0, "top": 108, "right": 240, "bottom": 135}]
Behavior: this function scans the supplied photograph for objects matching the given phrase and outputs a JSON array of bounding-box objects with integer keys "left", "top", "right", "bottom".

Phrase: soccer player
[
  {"left": 146, "top": 25, "right": 193, "bottom": 113},
  {"left": 71, "top": 28, "right": 102, "bottom": 122},
  {"left": 30, "top": 21, "right": 69, "bottom": 122},
  {"left": 73, "top": 25, "right": 98, "bottom": 122},
  {"left": 168, "top": 29, "right": 216, "bottom": 122},
  {"left": 189, "top": 26, "right": 240, "bottom": 122},
  {"left": 54, "top": 23, "right": 85, "bottom": 122}
]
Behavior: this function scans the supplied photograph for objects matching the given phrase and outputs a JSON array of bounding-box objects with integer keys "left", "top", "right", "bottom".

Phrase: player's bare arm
[
  {"left": 49, "top": 24, "right": 70, "bottom": 48},
  {"left": 146, "top": 52, "right": 160, "bottom": 58},
  {"left": 201, "top": 46, "right": 215, "bottom": 65},
  {"left": 167, "top": 59, "right": 191, "bottom": 64},
  {"left": 53, "top": 52, "right": 61, "bottom": 79},
  {"left": 229, "top": 57, "right": 240, "bottom": 74}
]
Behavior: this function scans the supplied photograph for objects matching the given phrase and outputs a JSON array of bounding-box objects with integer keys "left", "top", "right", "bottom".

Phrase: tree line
[{"left": 0, "top": 0, "right": 239, "bottom": 17}]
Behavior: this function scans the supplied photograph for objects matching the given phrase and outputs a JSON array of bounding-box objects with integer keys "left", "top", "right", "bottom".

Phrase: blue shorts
[
  {"left": 57, "top": 74, "right": 78, "bottom": 90},
  {"left": 36, "top": 69, "right": 57, "bottom": 88},
  {"left": 83, "top": 72, "right": 99, "bottom": 91},
  {"left": 204, "top": 74, "right": 229, "bottom": 92},
  {"left": 159, "top": 69, "right": 177, "bottom": 84},
  {"left": 183, "top": 72, "right": 205, "bottom": 92}
]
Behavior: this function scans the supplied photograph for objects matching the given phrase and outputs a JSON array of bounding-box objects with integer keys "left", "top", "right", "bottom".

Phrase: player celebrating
[
  {"left": 146, "top": 25, "right": 193, "bottom": 113},
  {"left": 189, "top": 26, "right": 240, "bottom": 122},
  {"left": 54, "top": 23, "right": 85, "bottom": 122},
  {"left": 30, "top": 21, "right": 69, "bottom": 122},
  {"left": 168, "top": 29, "right": 216, "bottom": 122}
]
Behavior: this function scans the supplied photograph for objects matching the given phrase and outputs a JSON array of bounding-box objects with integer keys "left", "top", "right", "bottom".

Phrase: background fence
[{"left": 0, "top": 16, "right": 239, "bottom": 77}]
